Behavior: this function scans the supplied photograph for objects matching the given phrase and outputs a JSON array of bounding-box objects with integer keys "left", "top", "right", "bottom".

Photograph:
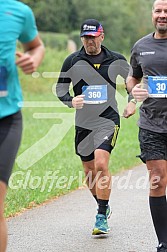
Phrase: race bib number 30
[
  {"left": 148, "top": 76, "right": 167, "bottom": 98},
  {"left": 82, "top": 85, "right": 108, "bottom": 104}
]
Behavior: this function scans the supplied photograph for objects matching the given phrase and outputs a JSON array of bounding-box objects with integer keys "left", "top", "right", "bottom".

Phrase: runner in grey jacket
[{"left": 126, "top": 0, "right": 167, "bottom": 251}]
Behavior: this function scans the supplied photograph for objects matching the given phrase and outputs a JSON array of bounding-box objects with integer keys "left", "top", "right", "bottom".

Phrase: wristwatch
[{"left": 130, "top": 98, "right": 137, "bottom": 104}]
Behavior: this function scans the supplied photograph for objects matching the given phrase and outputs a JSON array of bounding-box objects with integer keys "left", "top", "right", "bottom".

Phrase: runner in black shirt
[{"left": 56, "top": 19, "right": 131, "bottom": 235}]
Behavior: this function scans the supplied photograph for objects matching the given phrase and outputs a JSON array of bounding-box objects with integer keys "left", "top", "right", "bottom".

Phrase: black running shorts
[
  {"left": 138, "top": 128, "right": 167, "bottom": 163},
  {"left": 0, "top": 111, "right": 22, "bottom": 185},
  {"left": 75, "top": 125, "right": 119, "bottom": 161}
]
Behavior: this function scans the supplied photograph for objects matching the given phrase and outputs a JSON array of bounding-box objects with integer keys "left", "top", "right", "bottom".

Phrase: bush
[
  {"left": 39, "top": 32, "right": 69, "bottom": 51},
  {"left": 69, "top": 30, "right": 82, "bottom": 50}
]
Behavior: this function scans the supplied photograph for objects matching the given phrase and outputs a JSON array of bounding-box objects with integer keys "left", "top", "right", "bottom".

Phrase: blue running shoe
[{"left": 92, "top": 214, "right": 110, "bottom": 235}]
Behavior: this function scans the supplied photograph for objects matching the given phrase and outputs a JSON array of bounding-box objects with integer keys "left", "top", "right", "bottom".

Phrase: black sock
[
  {"left": 97, "top": 199, "right": 109, "bottom": 216},
  {"left": 93, "top": 195, "right": 98, "bottom": 203},
  {"left": 149, "top": 196, "right": 167, "bottom": 244}
]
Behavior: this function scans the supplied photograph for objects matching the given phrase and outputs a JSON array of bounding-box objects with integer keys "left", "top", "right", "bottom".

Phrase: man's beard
[{"left": 156, "top": 23, "right": 167, "bottom": 34}]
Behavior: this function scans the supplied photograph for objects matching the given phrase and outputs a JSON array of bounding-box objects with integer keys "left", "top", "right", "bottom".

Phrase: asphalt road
[{"left": 7, "top": 164, "right": 157, "bottom": 252}]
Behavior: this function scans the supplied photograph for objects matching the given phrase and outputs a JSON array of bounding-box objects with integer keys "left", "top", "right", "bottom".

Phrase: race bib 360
[{"left": 82, "top": 85, "right": 108, "bottom": 104}]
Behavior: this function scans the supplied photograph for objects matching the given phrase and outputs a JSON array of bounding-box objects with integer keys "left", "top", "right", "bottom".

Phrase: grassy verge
[{"left": 5, "top": 49, "right": 141, "bottom": 217}]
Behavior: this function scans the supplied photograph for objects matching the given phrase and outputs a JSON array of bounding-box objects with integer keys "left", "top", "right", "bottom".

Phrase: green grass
[{"left": 5, "top": 48, "right": 142, "bottom": 217}]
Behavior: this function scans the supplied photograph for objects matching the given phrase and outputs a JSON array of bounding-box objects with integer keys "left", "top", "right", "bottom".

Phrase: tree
[{"left": 20, "top": 0, "right": 154, "bottom": 53}]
